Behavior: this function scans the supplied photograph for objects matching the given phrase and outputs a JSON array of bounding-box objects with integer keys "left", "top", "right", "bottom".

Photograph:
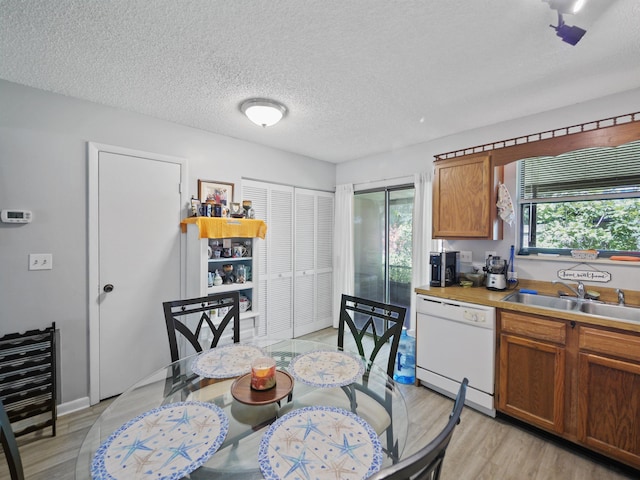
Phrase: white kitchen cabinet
[{"left": 185, "top": 220, "right": 263, "bottom": 342}]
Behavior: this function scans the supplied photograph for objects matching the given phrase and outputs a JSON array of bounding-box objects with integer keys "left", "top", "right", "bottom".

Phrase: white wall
[
  {"left": 0, "top": 80, "right": 335, "bottom": 406},
  {"left": 337, "top": 87, "right": 640, "bottom": 290},
  {"left": 2, "top": 79, "right": 639, "bottom": 408}
]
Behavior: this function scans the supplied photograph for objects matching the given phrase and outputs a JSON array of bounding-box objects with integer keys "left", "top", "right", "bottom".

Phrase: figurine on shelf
[
  {"left": 229, "top": 202, "right": 244, "bottom": 218},
  {"left": 190, "top": 197, "right": 201, "bottom": 217},
  {"left": 243, "top": 200, "right": 254, "bottom": 219},
  {"left": 222, "top": 264, "right": 235, "bottom": 284},
  {"left": 213, "top": 270, "right": 223, "bottom": 286}
]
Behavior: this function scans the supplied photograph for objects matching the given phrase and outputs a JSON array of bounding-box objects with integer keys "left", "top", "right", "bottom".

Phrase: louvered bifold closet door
[
  {"left": 242, "top": 180, "right": 294, "bottom": 339},
  {"left": 268, "top": 186, "right": 294, "bottom": 339},
  {"left": 315, "top": 192, "right": 334, "bottom": 329},
  {"left": 294, "top": 189, "right": 335, "bottom": 336},
  {"left": 294, "top": 190, "right": 316, "bottom": 336}
]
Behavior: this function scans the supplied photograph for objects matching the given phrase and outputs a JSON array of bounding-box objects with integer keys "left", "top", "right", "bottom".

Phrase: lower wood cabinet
[
  {"left": 498, "top": 312, "right": 566, "bottom": 433},
  {"left": 577, "top": 327, "right": 640, "bottom": 467},
  {"left": 497, "top": 310, "right": 640, "bottom": 470}
]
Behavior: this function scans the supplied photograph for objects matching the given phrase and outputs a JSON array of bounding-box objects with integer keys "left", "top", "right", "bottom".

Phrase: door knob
[{"left": 103, "top": 284, "right": 114, "bottom": 293}]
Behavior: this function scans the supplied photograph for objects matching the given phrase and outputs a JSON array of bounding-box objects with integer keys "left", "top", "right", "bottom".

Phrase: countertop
[{"left": 415, "top": 279, "right": 640, "bottom": 334}]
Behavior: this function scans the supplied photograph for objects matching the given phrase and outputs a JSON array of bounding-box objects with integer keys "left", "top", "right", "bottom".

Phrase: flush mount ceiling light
[
  {"left": 544, "top": 0, "right": 587, "bottom": 45},
  {"left": 240, "top": 98, "right": 287, "bottom": 127}
]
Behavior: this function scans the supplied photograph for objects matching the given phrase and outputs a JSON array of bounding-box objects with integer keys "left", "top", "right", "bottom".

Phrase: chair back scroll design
[
  {"left": 0, "top": 400, "right": 25, "bottom": 480},
  {"left": 338, "top": 294, "right": 407, "bottom": 378},
  {"left": 163, "top": 292, "right": 240, "bottom": 363},
  {"left": 369, "top": 378, "right": 468, "bottom": 480}
]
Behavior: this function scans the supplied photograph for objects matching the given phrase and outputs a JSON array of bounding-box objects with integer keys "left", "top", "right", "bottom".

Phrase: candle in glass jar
[{"left": 250, "top": 357, "right": 277, "bottom": 390}]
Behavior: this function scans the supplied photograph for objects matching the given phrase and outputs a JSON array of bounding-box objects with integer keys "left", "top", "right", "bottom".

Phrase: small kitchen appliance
[
  {"left": 485, "top": 255, "right": 508, "bottom": 291},
  {"left": 429, "top": 251, "right": 460, "bottom": 287}
]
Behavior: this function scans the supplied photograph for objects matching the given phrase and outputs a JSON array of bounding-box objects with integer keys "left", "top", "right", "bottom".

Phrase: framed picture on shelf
[{"left": 198, "top": 180, "right": 234, "bottom": 206}]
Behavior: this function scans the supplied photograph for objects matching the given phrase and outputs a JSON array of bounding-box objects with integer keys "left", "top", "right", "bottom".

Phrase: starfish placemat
[
  {"left": 258, "top": 405, "right": 382, "bottom": 480},
  {"left": 91, "top": 401, "right": 228, "bottom": 480},
  {"left": 289, "top": 350, "right": 365, "bottom": 388},
  {"left": 191, "top": 344, "right": 268, "bottom": 378}
]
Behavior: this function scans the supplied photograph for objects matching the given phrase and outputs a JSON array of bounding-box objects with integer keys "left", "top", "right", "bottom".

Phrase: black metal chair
[
  {"left": 369, "top": 378, "right": 468, "bottom": 480},
  {"left": 0, "top": 400, "right": 25, "bottom": 480},
  {"left": 163, "top": 291, "right": 240, "bottom": 363},
  {"left": 338, "top": 295, "right": 407, "bottom": 461},
  {"left": 338, "top": 294, "right": 407, "bottom": 378},
  {"left": 280, "top": 294, "right": 407, "bottom": 460}
]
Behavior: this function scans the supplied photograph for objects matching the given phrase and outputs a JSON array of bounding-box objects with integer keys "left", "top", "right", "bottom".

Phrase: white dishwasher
[{"left": 415, "top": 294, "right": 496, "bottom": 417}]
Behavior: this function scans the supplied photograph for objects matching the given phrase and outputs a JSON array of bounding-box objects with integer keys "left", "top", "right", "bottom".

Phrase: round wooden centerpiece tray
[{"left": 230, "top": 370, "right": 294, "bottom": 406}]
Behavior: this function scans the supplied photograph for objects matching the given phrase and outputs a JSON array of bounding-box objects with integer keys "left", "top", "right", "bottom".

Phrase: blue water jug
[{"left": 393, "top": 327, "right": 416, "bottom": 384}]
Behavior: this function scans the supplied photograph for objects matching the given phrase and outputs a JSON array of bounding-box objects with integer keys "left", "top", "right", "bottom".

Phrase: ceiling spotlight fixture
[
  {"left": 550, "top": 11, "right": 587, "bottom": 45},
  {"left": 543, "top": 0, "right": 587, "bottom": 45},
  {"left": 240, "top": 98, "right": 287, "bottom": 127}
]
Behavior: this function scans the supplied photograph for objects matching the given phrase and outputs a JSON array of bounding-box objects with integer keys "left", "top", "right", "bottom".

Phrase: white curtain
[
  {"left": 410, "top": 171, "right": 437, "bottom": 329},
  {"left": 333, "top": 184, "right": 354, "bottom": 327}
]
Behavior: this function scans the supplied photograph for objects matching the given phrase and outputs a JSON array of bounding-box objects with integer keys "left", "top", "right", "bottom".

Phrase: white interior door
[{"left": 88, "top": 144, "right": 186, "bottom": 402}]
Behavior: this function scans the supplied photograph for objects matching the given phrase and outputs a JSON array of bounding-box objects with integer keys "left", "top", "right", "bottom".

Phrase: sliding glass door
[{"left": 354, "top": 186, "right": 414, "bottom": 326}]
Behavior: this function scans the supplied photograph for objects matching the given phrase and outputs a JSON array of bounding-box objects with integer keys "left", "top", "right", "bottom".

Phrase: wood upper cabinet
[
  {"left": 433, "top": 153, "right": 503, "bottom": 239},
  {"left": 498, "top": 311, "right": 566, "bottom": 433},
  {"left": 577, "top": 327, "right": 640, "bottom": 467}
]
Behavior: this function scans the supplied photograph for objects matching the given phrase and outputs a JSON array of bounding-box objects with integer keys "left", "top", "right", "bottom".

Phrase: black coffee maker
[{"left": 429, "top": 251, "right": 460, "bottom": 287}]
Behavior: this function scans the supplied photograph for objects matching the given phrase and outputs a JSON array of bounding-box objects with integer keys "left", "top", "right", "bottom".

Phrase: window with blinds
[
  {"left": 520, "top": 140, "right": 640, "bottom": 201},
  {"left": 518, "top": 140, "right": 640, "bottom": 256}
]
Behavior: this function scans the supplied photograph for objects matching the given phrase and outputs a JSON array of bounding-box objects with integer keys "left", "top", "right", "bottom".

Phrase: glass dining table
[{"left": 75, "top": 338, "right": 409, "bottom": 480}]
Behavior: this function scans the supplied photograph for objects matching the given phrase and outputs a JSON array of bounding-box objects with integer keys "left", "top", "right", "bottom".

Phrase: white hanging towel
[{"left": 497, "top": 183, "right": 515, "bottom": 225}]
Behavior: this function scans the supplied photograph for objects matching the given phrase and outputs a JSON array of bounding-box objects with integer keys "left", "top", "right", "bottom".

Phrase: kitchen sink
[
  {"left": 502, "top": 292, "right": 640, "bottom": 323},
  {"left": 579, "top": 302, "right": 640, "bottom": 323},
  {"left": 502, "top": 292, "right": 579, "bottom": 311}
]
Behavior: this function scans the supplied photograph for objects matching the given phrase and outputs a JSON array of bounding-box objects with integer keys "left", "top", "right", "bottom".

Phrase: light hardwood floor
[{"left": 2, "top": 327, "right": 638, "bottom": 480}]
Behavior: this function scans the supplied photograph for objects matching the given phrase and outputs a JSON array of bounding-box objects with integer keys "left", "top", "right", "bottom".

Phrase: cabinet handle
[
  {"left": 570, "top": 321, "right": 576, "bottom": 329},
  {"left": 103, "top": 284, "right": 114, "bottom": 293}
]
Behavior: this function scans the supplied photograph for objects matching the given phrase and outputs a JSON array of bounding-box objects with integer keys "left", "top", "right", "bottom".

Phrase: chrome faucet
[
  {"left": 553, "top": 280, "right": 585, "bottom": 299},
  {"left": 616, "top": 288, "right": 625, "bottom": 305}
]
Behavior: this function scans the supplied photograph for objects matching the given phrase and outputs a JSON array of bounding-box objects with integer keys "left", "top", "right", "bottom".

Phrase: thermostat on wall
[{"left": 1, "top": 209, "right": 33, "bottom": 223}]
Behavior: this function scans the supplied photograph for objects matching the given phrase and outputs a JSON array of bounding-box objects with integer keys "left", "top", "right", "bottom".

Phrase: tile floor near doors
[{"left": 1, "top": 327, "right": 638, "bottom": 480}]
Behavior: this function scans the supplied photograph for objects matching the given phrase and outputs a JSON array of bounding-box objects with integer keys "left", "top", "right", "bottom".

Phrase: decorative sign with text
[{"left": 557, "top": 269, "right": 611, "bottom": 283}]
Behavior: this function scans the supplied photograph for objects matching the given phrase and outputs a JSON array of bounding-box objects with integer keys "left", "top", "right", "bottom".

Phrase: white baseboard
[{"left": 57, "top": 397, "right": 91, "bottom": 416}]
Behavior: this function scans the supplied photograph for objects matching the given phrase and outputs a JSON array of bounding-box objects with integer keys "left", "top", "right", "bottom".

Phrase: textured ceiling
[{"left": 1, "top": 0, "right": 639, "bottom": 163}]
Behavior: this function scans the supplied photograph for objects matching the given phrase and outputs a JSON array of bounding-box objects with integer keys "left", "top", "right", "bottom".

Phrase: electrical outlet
[
  {"left": 460, "top": 251, "right": 472, "bottom": 263},
  {"left": 29, "top": 253, "right": 53, "bottom": 271},
  {"left": 485, "top": 251, "right": 497, "bottom": 260}
]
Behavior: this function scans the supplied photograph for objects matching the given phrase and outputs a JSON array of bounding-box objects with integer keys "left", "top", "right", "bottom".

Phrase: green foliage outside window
[
  {"left": 389, "top": 199, "right": 413, "bottom": 283},
  {"left": 534, "top": 199, "right": 640, "bottom": 251}
]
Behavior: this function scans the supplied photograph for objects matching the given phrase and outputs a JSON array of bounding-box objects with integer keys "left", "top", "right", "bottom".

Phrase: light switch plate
[{"left": 29, "top": 253, "right": 53, "bottom": 270}]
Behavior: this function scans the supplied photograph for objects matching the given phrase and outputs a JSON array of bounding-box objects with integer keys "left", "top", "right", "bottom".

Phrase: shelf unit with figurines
[{"left": 182, "top": 217, "right": 266, "bottom": 341}]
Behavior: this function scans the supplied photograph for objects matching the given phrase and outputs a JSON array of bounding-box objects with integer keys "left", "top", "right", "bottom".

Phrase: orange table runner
[{"left": 180, "top": 217, "right": 267, "bottom": 239}]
